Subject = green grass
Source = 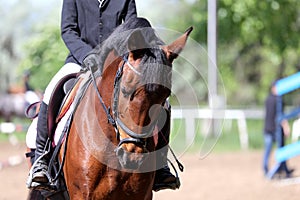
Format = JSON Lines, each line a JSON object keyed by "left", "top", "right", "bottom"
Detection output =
{"left": 0, "top": 117, "right": 30, "bottom": 142}
{"left": 169, "top": 119, "right": 265, "bottom": 154}
{"left": 0, "top": 132, "right": 26, "bottom": 142}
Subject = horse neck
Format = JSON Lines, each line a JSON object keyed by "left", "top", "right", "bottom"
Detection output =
{"left": 99, "top": 51, "right": 122, "bottom": 99}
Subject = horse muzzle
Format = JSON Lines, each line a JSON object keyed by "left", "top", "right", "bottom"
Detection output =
{"left": 115, "top": 143, "right": 149, "bottom": 170}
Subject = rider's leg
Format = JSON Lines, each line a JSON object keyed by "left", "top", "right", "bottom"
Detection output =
{"left": 32, "top": 101, "right": 50, "bottom": 183}
{"left": 153, "top": 103, "right": 180, "bottom": 191}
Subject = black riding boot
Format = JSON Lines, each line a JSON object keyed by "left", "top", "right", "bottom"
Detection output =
{"left": 153, "top": 106, "right": 180, "bottom": 192}
{"left": 32, "top": 102, "right": 51, "bottom": 184}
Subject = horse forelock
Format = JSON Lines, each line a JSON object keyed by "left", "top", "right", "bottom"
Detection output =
{"left": 139, "top": 48, "right": 172, "bottom": 94}
{"left": 96, "top": 17, "right": 171, "bottom": 99}
{"left": 97, "top": 17, "right": 164, "bottom": 74}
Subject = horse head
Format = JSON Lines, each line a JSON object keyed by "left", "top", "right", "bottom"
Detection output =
{"left": 113, "top": 26, "right": 193, "bottom": 170}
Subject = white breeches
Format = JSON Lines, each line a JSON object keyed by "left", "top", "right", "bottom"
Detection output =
{"left": 26, "top": 62, "right": 81, "bottom": 149}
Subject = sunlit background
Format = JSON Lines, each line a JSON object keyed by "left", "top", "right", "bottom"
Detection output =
{"left": 1, "top": 0, "right": 300, "bottom": 199}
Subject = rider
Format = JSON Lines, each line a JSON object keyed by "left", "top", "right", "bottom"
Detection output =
{"left": 28, "top": 0, "right": 179, "bottom": 192}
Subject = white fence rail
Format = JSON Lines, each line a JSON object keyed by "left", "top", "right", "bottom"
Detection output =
{"left": 0, "top": 108, "right": 264, "bottom": 150}
{"left": 171, "top": 108, "right": 264, "bottom": 150}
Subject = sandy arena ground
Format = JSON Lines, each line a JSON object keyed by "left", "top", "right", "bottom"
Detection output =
{"left": 0, "top": 141, "right": 300, "bottom": 200}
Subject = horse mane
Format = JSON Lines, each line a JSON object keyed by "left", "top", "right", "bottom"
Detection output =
{"left": 94, "top": 17, "right": 171, "bottom": 93}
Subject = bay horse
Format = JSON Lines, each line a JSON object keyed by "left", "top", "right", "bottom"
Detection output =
{"left": 59, "top": 18, "right": 192, "bottom": 199}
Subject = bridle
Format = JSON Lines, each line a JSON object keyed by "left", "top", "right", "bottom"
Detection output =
{"left": 112, "top": 56, "right": 159, "bottom": 150}
{"left": 88, "top": 55, "right": 160, "bottom": 152}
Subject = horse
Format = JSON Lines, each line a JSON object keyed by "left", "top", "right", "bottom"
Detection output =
{"left": 54, "top": 18, "right": 192, "bottom": 199}
{"left": 0, "top": 91, "right": 40, "bottom": 122}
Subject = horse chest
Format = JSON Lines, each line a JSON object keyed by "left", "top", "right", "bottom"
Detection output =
{"left": 93, "top": 172, "right": 153, "bottom": 199}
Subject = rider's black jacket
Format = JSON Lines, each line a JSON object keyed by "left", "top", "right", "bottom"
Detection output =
{"left": 61, "top": 0, "right": 137, "bottom": 65}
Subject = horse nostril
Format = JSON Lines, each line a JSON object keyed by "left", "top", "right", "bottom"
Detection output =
{"left": 116, "top": 147, "right": 124, "bottom": 157}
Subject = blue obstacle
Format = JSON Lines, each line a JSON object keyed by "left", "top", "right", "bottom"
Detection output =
{"left": 267, "top": 72, "right": 300, "bottom": 179}
{"left": 275, "top": 141, "right": 300, "bottom": 163}
{"left": 275, "top": 72, "right": 300, "bottom": 96}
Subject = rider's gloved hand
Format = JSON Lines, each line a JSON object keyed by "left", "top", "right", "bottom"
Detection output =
{"left": 83, "top": 53, "right": 99, "bottom": 73}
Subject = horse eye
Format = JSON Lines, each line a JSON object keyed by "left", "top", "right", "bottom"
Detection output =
{"left": 130, "top": 90, "right": 136, "bottom": 101}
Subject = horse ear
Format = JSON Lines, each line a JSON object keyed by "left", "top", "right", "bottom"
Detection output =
{"left": 163, "top": 26, "right": 193, "bottom": 63}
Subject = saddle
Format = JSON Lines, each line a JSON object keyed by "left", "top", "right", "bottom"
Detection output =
{"left": 47, "top": 73, "right": 78, "bottom": 139}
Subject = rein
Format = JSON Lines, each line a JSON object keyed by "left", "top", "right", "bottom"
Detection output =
{"left": 88, "top": 58, "right": 119, "bottom": 132}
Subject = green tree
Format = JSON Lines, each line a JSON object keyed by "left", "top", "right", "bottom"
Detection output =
{"left": 18, "top": 25, "right": 68, "bottom": 91}
{"left": 156, "top": 0, "right": 300, "bottom": 105}
{"left": 0, "top": 0, "right": 62, "bottom": 92}
{"left": 217, "top": 0, "right": 300, "bottom": 105}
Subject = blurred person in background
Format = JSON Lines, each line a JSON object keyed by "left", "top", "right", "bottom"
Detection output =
{"left": 263, "top": 81, "right": 293, "bottom": 178}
